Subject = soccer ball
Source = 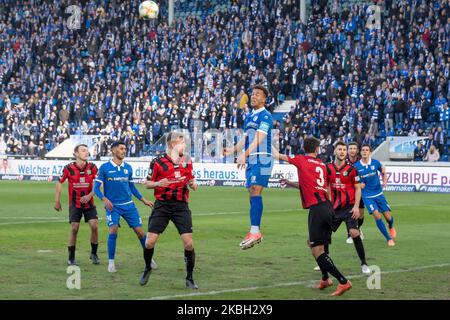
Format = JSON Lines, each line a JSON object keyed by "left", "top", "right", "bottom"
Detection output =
{"left": 139, "top": 1, "right": 159, "bottom": 19}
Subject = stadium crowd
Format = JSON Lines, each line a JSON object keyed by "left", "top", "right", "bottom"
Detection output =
{"left": 0, "top": 0, "right": 449, "bottom": 161}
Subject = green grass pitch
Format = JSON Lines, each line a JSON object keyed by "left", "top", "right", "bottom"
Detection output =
{"left": 0, "top": 181, "right": 449, "bottom": 300}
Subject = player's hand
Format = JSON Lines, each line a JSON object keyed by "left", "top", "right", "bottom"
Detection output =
{"left": 360, "top": 183, "right": 365, "bottom": 189}
{"left": 158, "top": 177, "right": 183, "bottom": 187}
{"left": 188, "top": 179, "right": 198, "bottom": 191}
{"left": 237, "top": 153, "right": 246, "bottom": 170}
{"left": 80, "top": 194, "right": 93, "bottom": 204}
{"left": 103, "top": 197, "right": 113, "bottom": 211}
{"left": 141, "top": 198, "right": 154, "bottom": 208}
{"left": 383, "top": 181, "right": 388, "bottom": 188}
{"left": 351, "top": 205, "right": 361, "bottom": 219}
{"left": 223, "top": 147, "right": 234, "bottom": 156}
{"left": 54, "top": 201, "right": 62, "bottom": 212}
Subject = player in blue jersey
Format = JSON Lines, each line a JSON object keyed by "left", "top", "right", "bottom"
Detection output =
{"left": 354, "top": 144, "right": 397, "bottom": 246}
{"left": 223, "top": 85, "right": 274, "bottom": 249}
{"left": 94, "top": 141, "right": 157, "bottom": 272}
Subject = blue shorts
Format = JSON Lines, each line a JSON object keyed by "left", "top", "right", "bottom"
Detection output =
{"left": 245, "top": 162, "right": 273, "bottom": 189}
{"left": 364, "top": 194, "right": 391, "bottom": 214}
{"left": 105, "top": 203, "right": 142, "bottom": 228}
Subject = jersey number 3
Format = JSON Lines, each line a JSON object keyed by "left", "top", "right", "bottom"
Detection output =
{"left": 316, "top": 167, "right": 325, "bottom": 187}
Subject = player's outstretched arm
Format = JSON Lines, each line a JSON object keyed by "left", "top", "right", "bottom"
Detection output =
{"left": 54, "top": 182, "right": 63, "bottom": 212}
{"left": 223, "top": 134, "right": 246, "bottom": 156}
{"left": 279, "top": 178, "right": 298, "bottom": 189}
{"left": 271, "top": 146, "right": 288, "bottom": 162}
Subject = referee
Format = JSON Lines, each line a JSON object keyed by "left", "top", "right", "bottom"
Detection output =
{"left": 140, "top": 132, "right": 199, "bottom": 289}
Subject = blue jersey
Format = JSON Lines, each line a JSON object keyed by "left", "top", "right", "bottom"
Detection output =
{"left": 94, "top": 160, "right": 142, "bottom": 205}
{"left": 354, "top": 158, "right": 383, "bottom": 198}
{"left": 244, "top": 107, "right": 273, "bottom": 166}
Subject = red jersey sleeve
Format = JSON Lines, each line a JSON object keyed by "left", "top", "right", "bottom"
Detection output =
{"left": 287, "top": 155, "right": 303, "bottom": 167}
{"left": 59, "top": 165, "right": 69, "bottom": 183}
{"left": 350, "top": 167, "right": 359, "bottom": 184}
{"left": 90, "top": 164, "right": 98, "bottom": 178}
{"left": 147, "top": 158, "right": 160, "bottom": 182}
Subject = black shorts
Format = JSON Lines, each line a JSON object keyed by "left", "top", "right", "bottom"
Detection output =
{"left": 69, "top": 206, "right": 98, "bottom": 223}
{"left": 332, "top": 205, "right": 359, "bottom": 232}
{"left": 308, "top": 201, "right": 334, "bottom": 248}
{"left": 148, "top": 200, "right": 193, "bottom": 235}
{"left": 359, "top": 199, "right": 365, "bottom": 209}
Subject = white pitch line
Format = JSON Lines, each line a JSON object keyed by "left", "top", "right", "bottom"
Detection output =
{"left": 0, "top": 220, "right": 67, "bottom": 226}
{"left": 0, "top": 203, "right": 448, "bottom": 225}
{"left": 143, "top": 263, "right": 450, "bottom": 300}
{"left": 0, "top": 217, "right": 66, "bottom": 220}
{"left": 194, "top": 209, "right": 295, "bottom": 216}
{"left": 0, "top": 217, "right": 105, "bottom": 226}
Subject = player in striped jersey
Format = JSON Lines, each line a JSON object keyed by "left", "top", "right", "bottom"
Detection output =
{"left": 54, "top": 144, "right": 99, "bottom": 266}
{"left": 140, "top": 132, "right": 199, "bottom": 289}
{"left": 326, "top": 142, "right": 369, "bottom": 274}
{"left": 345, "top": 142, "right": 365, "bottom": 244}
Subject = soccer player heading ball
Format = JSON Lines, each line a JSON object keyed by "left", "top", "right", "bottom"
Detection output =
{"left": 223, "top": 85, "right": 274, "bottom": 250}
{"left": 141, "top": 132, "right": 199, "bottom": 289}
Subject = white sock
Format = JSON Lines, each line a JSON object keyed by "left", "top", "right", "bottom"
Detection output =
{"left": 250, "top": 226, "right": 260, "bottom": 234}
{"left": 108, "top": 259, "right": 115, "bottom": 264}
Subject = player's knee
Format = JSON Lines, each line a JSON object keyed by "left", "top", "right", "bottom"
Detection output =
{"left": 349, "top": 229, "right": 360, "bottom": 238}
{"left": 71, "top": 225, "right": 80, "bottom": 234}
{"left": 90, "top": 222, "right": 98, "bottom": 232}
{"left": 249, "top": 185, "right": 262, "bottom": 196}
{"left": 311, "top": 246, "right": 324, "bottom": 258}
{"left": 184, "top": 238, "right": 194, "bottom": 250}
{"left": 145, "top": 238, "right": 156, "bottom": 249}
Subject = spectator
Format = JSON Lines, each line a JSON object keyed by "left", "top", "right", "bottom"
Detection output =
{"left": 433, "top": 126, "right": 446, "bottom": 155}
{"left": 425, "top": 145, "right": 440, "bottom": 162}
{"left": 413, "top": 142, "right": 426, "bottom": 161}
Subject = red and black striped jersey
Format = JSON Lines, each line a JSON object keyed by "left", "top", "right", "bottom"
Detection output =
{"left": 287, "top": 155, "right": 329, "bottom": 209}
{"left": 59, "top": 162, "right": 98, "bottom": 209}
{"left": 346, "top": 156, "right": 361, "bottom": 166}
{"left": 326, "top": 162, "right": 358, "bottom": 210}
{"left": 147, "top": 153, "right": 195, "bottom": 203}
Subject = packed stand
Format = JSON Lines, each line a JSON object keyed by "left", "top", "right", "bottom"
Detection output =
{"left": 0, "top": 0, "right": 449, "bottom": 162}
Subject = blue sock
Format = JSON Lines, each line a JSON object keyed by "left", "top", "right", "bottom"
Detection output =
{"left": 108, "top": 233, "right": 118, "bottom": 260}
{"left": 139, "top": 235, "right": 147, "bottom": 249}
{"left": 375, "top": 218, "right": 391, "bottom": 240}
{"left": 250, "top": 196, "right": 263, "bottom": 228}
{"left": 386, "top": 216, "right": 394, "bottom": 229}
